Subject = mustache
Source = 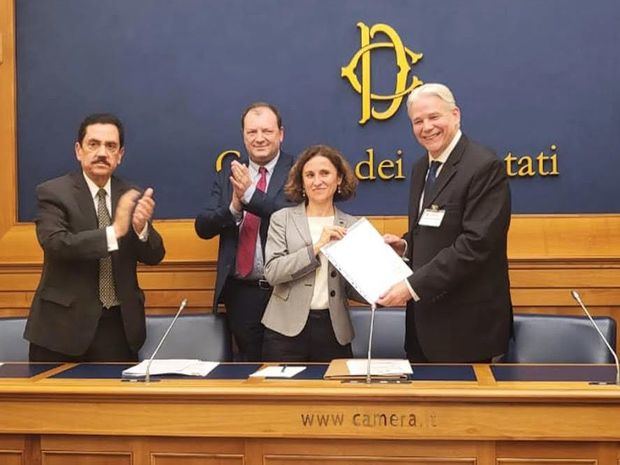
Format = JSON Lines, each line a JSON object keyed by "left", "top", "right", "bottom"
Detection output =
{"left": 92, "top": 157, "right": 111, "bottom": 166}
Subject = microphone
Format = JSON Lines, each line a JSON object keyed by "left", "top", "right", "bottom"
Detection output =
{"left": 571, "top": 290, "right": 619, "bottom": 385}
{"left": 145, "top": 298, "right": 188, "bottom": 383}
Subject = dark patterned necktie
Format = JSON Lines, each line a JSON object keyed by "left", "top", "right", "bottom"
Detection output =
{"left": 422, "top": 160, "right": 442, "bottom": 204}
{"left": 236, "top": 167, "right": 267, "bottom": 277}
{"left": 97, "top": 189, "right": 119, "bottom": 308}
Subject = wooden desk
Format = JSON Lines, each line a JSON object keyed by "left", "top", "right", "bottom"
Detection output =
{"left": 0, "top": 363, "right": 619, "bottom": 465}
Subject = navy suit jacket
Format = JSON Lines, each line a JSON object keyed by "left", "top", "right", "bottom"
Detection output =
{"left": 24, "top": 171, "right": 165, "bottom": 355}
{"left": 194, "top": 152, "right": 295, "bottom": 311}
{"left": 405, "top": 135, "right": 513, "bottom": 362}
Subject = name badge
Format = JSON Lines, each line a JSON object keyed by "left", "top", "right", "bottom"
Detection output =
{"left": 418, "top": 206, "right": 445, "bottom": 227}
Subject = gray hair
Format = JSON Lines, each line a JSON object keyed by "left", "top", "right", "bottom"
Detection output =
{"left": 406, "top": 83, "right": 457, "bottom": 110}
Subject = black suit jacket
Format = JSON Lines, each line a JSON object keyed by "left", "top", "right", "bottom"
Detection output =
{"left": 194, "top": 152, "right": 295, "bottom": 310}
{"left": 405, "top": 134, "right": 513, "bottom": 362}
{"left": 24, "top": 171, "right": 165, "bottom": 355}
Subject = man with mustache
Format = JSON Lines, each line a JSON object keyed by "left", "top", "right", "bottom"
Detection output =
{"left": 24, "top": 113, "right": 165, "bottom": 362}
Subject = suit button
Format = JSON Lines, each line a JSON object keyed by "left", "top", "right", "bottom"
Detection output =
{"left": 330, "top": 271, "right": 337, "bottom": 278}
{"left": 330, "top": 290, "right": 336, "bottom": 297}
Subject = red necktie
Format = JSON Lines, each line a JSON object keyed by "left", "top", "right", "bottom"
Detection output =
{"left": 236, "top": 167, "right": 267, "bottom": 277}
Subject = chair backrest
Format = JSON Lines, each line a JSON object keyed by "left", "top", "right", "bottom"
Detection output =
{"left": 0, "top": 318, "right": 30, "bottom": 361}
{"left": 503, "top": 313, "right": 617, "bottom": 363}
{"left": 350, "top": 307, "right": 406, "bottom": 359}
{"left": 139, "top": 313, "right": 232, "bottom": 362}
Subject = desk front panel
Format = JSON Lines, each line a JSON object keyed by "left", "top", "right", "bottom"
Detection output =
{"left": 1, "top": 363, "right": 619, "bottom": 465}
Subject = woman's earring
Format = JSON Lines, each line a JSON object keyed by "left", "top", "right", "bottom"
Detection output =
{"left": 302, "top": 189, "right": 306, "bottom": 198}
{"left": 337, "top": 185, "right": 342, "bottom": 194}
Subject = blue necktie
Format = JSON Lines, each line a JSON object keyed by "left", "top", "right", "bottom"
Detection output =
{"left": 422, "top": 161, "right": 442, "bottom": 205}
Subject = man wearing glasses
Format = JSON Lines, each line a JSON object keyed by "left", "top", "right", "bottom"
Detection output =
{"left": 24, "top": 113, "right": 165, "bottom": 362}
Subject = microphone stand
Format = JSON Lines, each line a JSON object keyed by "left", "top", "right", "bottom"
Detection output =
{"left": 366, "top": 303, "right": 377, "bottom": 384}
{"left": 571, "top": 290, "right": 619, "bottom": 385}
{"left": 145, "top": 298, "right": 188, "bottom": 383}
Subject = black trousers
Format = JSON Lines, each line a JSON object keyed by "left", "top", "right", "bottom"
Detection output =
{"left": 262, "top": 309, "right": 353, "bottom": 363}
{"left": 405, "top": 306, "right": 494, "bottom": 363}
{"left": 29, "top": 306, "right": 137, "bottom": 362}
{"left": 222, "top": 277, "right": 272, "bottom": 362}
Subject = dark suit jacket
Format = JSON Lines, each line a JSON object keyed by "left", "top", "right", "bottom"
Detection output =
{"left": 405, "top": 134, "right": 512, "bottom": 362}
{"left": 194, "top": 152, "right": 295, "bottom": 310}
{"left": 24, "top": 171, "right": 165, "bottom": 356}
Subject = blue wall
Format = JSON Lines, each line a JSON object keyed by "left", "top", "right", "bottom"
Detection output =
{"left": 16, "top": 0, "right": 620, "bottom": 219}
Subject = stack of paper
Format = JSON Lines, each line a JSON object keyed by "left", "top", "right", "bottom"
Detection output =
{"left": 346, "top": 359, "right": 412, "bottom": 376}
{"left": 324, "top": 358, "right": 412, "bottom": 380}
{"left": 250, "top": 365, "right": 306, "bottom": 378}
{"left": 321, "top": 217, "right": 412, "bottom": 304}
{"left": 122, "top": 359, "right": 219, "bottom": 377}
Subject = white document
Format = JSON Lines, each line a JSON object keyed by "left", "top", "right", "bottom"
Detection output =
{"left": 321, "top": 217, "right": 412, "bottom": 304}
{"left": 122, "top": 359, "right": 219, "bottom": 377}
{"left": 346, "top": 359, "right": 413, "bottom": 376}
{"left": 250, "top": 365, "right": 306, "bottom": 378}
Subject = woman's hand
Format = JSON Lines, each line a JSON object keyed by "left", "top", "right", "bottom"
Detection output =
{"left": 313, "top": 225, "right": 347, "bottom": 255}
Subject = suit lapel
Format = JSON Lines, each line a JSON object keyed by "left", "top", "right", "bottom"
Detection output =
{"left": 333, "top": 207, "right": 348, "bottom": 228}
{"left": 409, "top": 160, "right": 427, "bottom": 225}
{"left": 266, "top": 153, "right": 289, "bottom": 199}
{"left": 71, "top": 171, "right": 98, "bottom": 230}
{"left": 290, "top": 203, "right": 312, "bottom": 246}
{"left": 422, "top": 135, "right": 467, "bottom": 209}
{"left": 110, "top": 176, "right": 127, "bottom": 221}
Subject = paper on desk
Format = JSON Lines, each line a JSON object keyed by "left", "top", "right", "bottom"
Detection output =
{"left": 122, "top": 359, "right": 219, "bottom": 377}
{"left": 321, "top": 217, "right": 412, "bottom": 304}
{"left": 250, "top": 365, "right": 306, "bottom": 378}
{"left": 346, "top": 359, "right": 413, "bottom": 376}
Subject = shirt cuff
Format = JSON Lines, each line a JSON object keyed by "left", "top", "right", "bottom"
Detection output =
{"left": 242, "top": 185, "right": 256, "bottom": 204}
{"left": 404, "top": 279, "right": 420, "bottom": 302}
{"left": 229, "top": 203, "right": 243, "bottom": 225}
{"left": 402, "top": 240, "right": 409, "bottom": 262}
{"left": 105, "top": 226, "right": 119, "bottom": 252}
{"left": 135, "top": 223, "right": 149, "bottom": 242}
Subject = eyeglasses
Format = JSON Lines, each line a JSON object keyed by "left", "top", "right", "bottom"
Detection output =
{"left": 83, "top": 139, "right": 120, "bottom": 155}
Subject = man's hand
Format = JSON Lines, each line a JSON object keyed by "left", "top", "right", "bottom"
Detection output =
{"left": 113, "top": 189, "right": 140, "bottom": 238}
{"left": 313, "top": 225, "right": 347, "bottom": 256}
{"left": 383, "top": 233, "right": 407, "bottom": 257}
{"left": 230, "top": 160, "right": 252, "bottom": 199}
{"left": 132, "top": 188, "right": 155, "bottom": 233}
{"left": 377, "top": 280, "right": 412, "bottom": 307}
{"left": 229, "top": 160, "right": 252, "bottom": 212}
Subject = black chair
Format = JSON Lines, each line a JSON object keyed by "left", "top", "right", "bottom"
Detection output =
{"left": 0, "top": 317, "right": 29, "bottom": 361}
{"left": 350, "top": 307, "right": 406, "bottom": 359}
{"left": 139, "top": 313, "right": 232, "bottom": 362}
{"left": 502, "top": 313, "right": 617, "bottom": 363}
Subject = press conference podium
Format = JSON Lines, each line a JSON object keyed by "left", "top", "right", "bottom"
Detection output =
{"left": 1, "top": 362, "right": 620, "bottom": 465}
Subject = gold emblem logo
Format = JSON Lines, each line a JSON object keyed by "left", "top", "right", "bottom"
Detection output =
{"left": 342, "top": 22, "right": 424, "bottom": 125}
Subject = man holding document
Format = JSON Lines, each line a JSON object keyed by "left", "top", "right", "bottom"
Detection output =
{"left": 378, "top": 83, "right": 513, "bottom": 363}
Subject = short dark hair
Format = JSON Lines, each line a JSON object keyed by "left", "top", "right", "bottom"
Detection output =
{"left": 77, "top": 113, "right": 124, "bottom": 147}
{"left": 285, "top": 144, "right": 358, "bottom": 203}
{"left": 241, "top": 102, "right": 283, "bottom": 130}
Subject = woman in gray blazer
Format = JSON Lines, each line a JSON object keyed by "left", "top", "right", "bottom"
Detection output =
{"left": 262, "top": 145, "right": 363, "bottom": 362}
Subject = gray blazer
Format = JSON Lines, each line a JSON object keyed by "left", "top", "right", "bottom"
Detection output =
{"left": 262, "top": 203, "right": 359, "bottom": 345}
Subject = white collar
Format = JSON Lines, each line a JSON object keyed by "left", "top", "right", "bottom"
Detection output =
{"left": 249, "top": 151, "right": 280, "bottom": 174}
{"left": 82, "top": 172, "right": 111, "bottom": 200}
{"left": 428, "top": 129, "right": 462, "bottom": 165}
